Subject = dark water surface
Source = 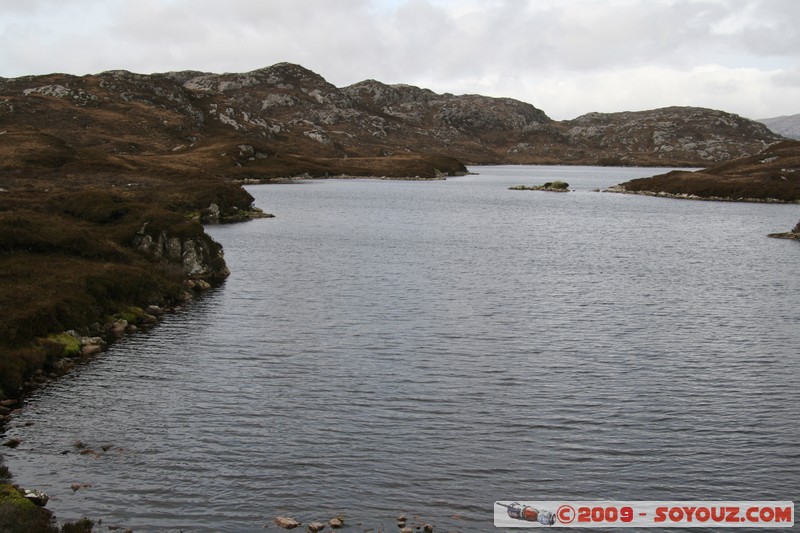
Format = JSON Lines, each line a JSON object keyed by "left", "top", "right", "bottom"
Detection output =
{"left": 3, "top": 166, "right": 799, "bottom": 532}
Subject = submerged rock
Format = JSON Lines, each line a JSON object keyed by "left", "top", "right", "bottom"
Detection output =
{"left": 274, "top": 516, "right": 301, "bottom": 529}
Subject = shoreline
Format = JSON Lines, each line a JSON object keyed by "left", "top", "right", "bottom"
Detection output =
{"left": 0, "top": 276, "right": 224, "bottom": 529}
{"left": 234, "top": 170, "right": 472, "bottom": 185}
{"left": 601, "top": 185, "right": 800, "bottom": 204}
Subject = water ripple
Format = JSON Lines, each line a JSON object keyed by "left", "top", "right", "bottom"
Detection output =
{"left": 4, "top": 167, "right": 799, "bottom": 532}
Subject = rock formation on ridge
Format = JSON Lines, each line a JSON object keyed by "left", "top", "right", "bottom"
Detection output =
{"left": 0, "top": 62, "right": 784, "bottom": 173}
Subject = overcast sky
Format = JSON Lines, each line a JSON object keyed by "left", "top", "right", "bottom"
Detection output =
{"left": 1, "top": 0, "right": 798, "bottom": 120}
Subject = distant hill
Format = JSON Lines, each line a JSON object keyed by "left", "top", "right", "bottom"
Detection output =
{"left": 0, "top": 62, "right": 784, "bottom": 173}
{"left": 612, "top": 140, "right": 800, "bottom": 203}
{"left": 758, "top": 113, "right": 800, "bottom": 140}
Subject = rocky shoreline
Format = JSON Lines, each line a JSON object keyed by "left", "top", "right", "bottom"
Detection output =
{"left": 601, "top": 184, "right": 800, "bottom": 203}
{"left": 0, "top": 177, "right": 268, "bottom": 530}
{"left": 608, "top": 140, "right": 800, "bottom": 203}
{"left": 0, "top": 256, "right": 230, "bottom": 531}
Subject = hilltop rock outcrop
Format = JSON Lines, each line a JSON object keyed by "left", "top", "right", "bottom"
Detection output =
{"left": 0, "top": 62, "right": 784, "bottom": 172}
{"left": 560, "top": 107, "right": 779, "bottom": 166}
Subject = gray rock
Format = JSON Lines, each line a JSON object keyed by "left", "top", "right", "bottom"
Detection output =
{"left": 23, "top": 489, "right": 49, "bottom": 507}
{"left": 182, "top": 240, "right": 206, "bottom": 277}
{"left": 80, "top": 336, "right": 105, "bottom": 348}
{"left": 166, "top": 236, "right": 182, "bottom": 262}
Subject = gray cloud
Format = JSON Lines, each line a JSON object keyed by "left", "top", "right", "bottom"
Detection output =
{"left": 0, "top": 0, "right": 798, "bottom": 119}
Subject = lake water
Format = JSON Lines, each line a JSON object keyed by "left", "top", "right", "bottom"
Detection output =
{"left": 3, "top": 166, "right": 799, "bottom": 532}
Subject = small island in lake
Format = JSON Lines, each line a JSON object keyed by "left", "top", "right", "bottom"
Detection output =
{"left": 768, "top": 219, "right": 800, "bottom": 241}
{"left": 510, "top": 180, "right": 570, "bottom": 192}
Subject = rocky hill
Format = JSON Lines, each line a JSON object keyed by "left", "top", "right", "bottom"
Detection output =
{"left": 557, "top": 107, "right": 780, "bottom": 166}
{"left": 0, "top": 62, "right": 784, "bottom": 173}
{"left": 611, "top": 140, "right": 800, "bottom": 202}
{"left": 758, "top": 113, "right": 800, "bottom": 140}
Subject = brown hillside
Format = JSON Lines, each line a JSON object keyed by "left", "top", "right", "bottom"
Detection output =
{"left": 615, "top": 140, "right": 800, "bottom": 202}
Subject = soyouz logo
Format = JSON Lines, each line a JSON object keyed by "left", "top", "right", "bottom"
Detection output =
{"left": 494, "top": 501, "right": 794, "bottom": 528}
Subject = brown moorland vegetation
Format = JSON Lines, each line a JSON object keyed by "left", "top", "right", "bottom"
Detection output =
{"left": 614, "top": 140, "right": 800, "bottom": 202}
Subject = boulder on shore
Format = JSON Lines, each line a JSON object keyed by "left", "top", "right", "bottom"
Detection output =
{"left": 23, "top": 488, "right": 49, "bottom": 507}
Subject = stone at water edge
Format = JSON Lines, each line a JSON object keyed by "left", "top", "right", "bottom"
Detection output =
{"left": 110, "top": 319, "right": 128, "bottom": 336}
{"left": 81, "top": 344, "right": 103, "bottom": 356}
{"left": 80, "top": 336, "right": 105, "bottom": 346}
{"left": 329, "top": 516, "right": 344, "bottom": 528}
{"left": 23, "top": 488, "right": 49, "bottom": 507}
{"left": 193, "top": 279, "right": 212, "bottom": 291}
{"left": 307, "top": 522, "right": 326, "bottom": 532}
{"left": 274, "top": 516, "right": 301, "bottom": 529}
